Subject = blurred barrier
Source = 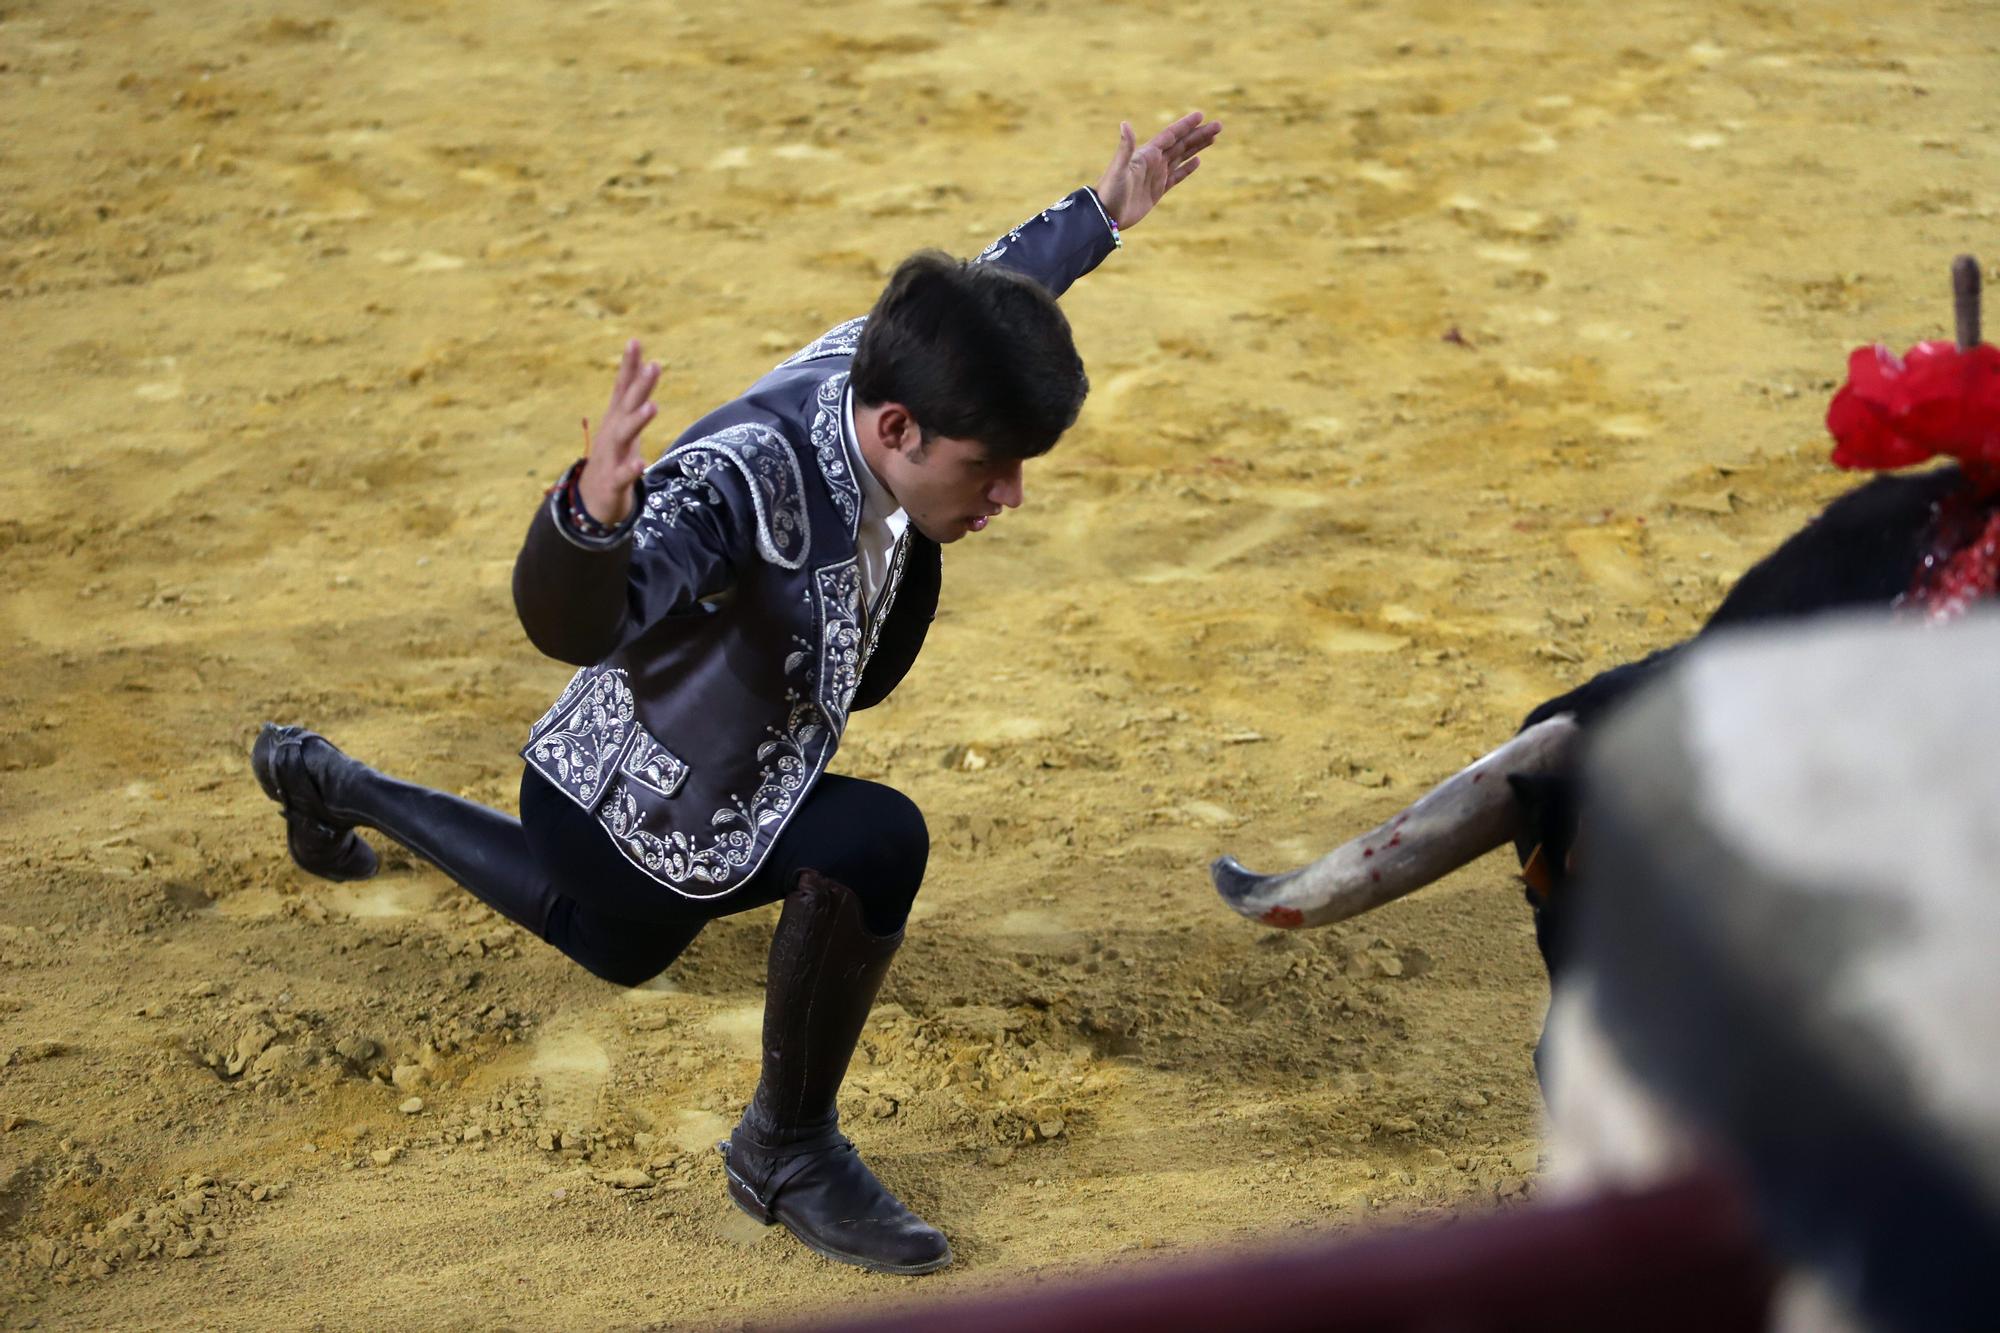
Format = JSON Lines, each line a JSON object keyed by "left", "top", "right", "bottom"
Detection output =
{"left": 784, "top": 1168, "right": 1772, "bottom": 1333}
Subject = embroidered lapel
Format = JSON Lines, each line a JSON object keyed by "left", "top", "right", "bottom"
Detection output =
{"left": 861, "top": 529, "right": 912, "bottom": 670}
{"left": 807, "top": 371, "right": 861, "bottom": 541}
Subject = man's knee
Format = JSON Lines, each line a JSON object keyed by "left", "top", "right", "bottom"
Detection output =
{"left": 584, "top": 953, "right": 669, "bottom": 989}
{"left": 833, "top": 785, "right": 927, "bottom": 934}
{"left": 581, "top": 927, "right": 701, "bottom": 987}
{"left": 550, "top": 902, "right": 701, "bottom": 987}
{"left": 842, "top": 786, "right": 926, "bottom": 904}
{"left": 876, "top": 787, "right": 929, "bottom": 871}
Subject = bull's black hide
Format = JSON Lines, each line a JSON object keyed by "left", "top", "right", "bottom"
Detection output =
{"left": 1510, "top": 463, "right": 1970, "bottom": 975}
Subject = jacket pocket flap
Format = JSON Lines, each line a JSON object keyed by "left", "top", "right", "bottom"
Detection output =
{"left": 620, "top": 728, "right": 689, "bottom": 798}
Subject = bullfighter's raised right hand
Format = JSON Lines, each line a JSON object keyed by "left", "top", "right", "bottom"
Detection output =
{"left": 579, "top": 338, "right": 662, "bottom": 526}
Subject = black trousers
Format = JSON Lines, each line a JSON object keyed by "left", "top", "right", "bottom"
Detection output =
{"left": 516, "top": 767, "right": 928, "bottom": 986}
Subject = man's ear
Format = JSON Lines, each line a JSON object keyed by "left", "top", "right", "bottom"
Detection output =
{"left": 874, "top": 403, "right": 924, "bottom": 457}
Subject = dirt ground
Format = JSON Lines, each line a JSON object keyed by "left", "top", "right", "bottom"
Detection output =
{"left": 1, "top": 0, "right": 1992, "bottom": 1327}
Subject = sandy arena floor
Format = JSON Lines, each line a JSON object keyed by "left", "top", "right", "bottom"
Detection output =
{"left": 2, "top": 0, "right": 1993, "bottom": 1327}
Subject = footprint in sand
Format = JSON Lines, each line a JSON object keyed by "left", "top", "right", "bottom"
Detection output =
{"left": 1317, "top": 624, "right": 1412, "bottom": 655}
{"left": 700, "top": 1003, "right": 764, "bottom": 1056}
{"left": 1578, "top": 322, "right": 1637, "bottom": 345}
{"left": 325, "top": 882, "right": 437, "bottom": 917}
{"left": 211, "top": 880, "right": 436, "bottom": 919}
{"left": 1564, "top": 526, "right": 1653, "bottom": 599}
{"left": 525, "top": 1023, "right": 612, "bottom": 1124}
{"left": 1351, "top": 161, "right": 1412, "bottom": 191}
{"left": 1597, "top": 413, "right": 1656, "bottom": 439}
{"left": 1090, "top": 364, "right": 1173, "bottom": 422}
{"left": 236, "top": 265, "right": 287, "bottom": 292}
{"left": 1275, "top": 835, "right": 1330, "bottom": 866}
{"left": 671, "top": 1108, "right": 735, "bottom": 1155}
{"left": 135, "top": 354, "right": 183, "bottom": 402}
{"left": 991, "top": 908, "right": 1085, "bottom": 949}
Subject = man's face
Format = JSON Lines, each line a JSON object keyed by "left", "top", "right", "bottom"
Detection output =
{"left": 878, "top": 431, "right": 1026, "bottom": 544}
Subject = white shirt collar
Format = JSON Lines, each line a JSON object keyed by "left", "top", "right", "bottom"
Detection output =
{"left": 843, "top": 384, "right": 908, "bottom": 541}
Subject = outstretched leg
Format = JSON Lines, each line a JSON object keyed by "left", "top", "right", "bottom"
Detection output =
{"left": 252, "top": 724, "right": 699, "bottom": 986}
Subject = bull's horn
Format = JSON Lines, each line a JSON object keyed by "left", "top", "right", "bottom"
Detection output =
{"left": 1212, "top": 713, "right": 1581, "bottom": 929}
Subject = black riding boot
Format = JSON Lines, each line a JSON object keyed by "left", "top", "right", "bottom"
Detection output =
{"left": 251, "top": 723, "right": 558, "bottom": 936}
{"left": 720, "top": 870, "right": 951, "bottom": 1275}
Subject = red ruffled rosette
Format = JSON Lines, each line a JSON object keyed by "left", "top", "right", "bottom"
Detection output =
{"left": 1827, "top": 339, "right": 2000, "bottom": 492}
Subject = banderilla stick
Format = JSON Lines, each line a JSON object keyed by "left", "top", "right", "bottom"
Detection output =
{"left": 1954, "top": 254, "right": 1982, "bottom": 352}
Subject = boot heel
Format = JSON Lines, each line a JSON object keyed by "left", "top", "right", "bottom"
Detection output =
{"left": 725, "top": 1177, "right": 777, "bottom": 1226}
{"left": 720, "top": 1145, "right": 777, "bottom": 1226}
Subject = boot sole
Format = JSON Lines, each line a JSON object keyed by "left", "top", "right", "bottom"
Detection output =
{"left": 722, "top": 1159, "right": 952, "bottom": 1276}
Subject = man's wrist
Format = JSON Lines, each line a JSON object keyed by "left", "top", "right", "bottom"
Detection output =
{"left": 547, "top": 460, "right": 642, "bottom": 549}
{"left": 577, "top": 473, "right": 635, "bottom": 528}
{"left": 1082, "top": 186, "right": 1122, "bottom": 249}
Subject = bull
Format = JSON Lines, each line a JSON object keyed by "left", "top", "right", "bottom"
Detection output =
{"left": 1213, "top": 257, "right": 1996, "bottom": 972}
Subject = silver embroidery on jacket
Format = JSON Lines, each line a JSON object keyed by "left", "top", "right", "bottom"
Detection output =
{"left": 524, "top": 669, "right": 638, "bottom": 809}
{"left": 813, "top": 560, "right": 864, "bottom": 733}
{"left": 621, "top": 729, "right": 690, "bottom": 798}
{"left": 633, "top": 451, "right": 727, "bottom": 546}
{"left": 975, "top": 192, "right": 1078, "bottom": 265}
{"left": 807, "top": 372, "right": 860, "bottom": 535}
{"left": 530, "top": 668, "right": 591, "bottom": 736}
{"left": 598, "top": 690, "right": 827, "bottom": 894}
{"left": 860, "top": 531, "right": 912, "bottom": 669}
{"left": 523, "top": 405, "right": 908, "bottom": 897}
{"left": 639, "top": 426, "right": 809, "bottom": 570}
{"left": 778, "top": 316, "right": 867, "bottom": 368}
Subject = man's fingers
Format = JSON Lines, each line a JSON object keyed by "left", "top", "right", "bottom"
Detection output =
{"left": 615, "top": 401, "right": 660, "bottom": 448}
{"left": 1156, "top": 115, "right": 1220, "bottom": 171}
{"left": 621, "top": 360, "right": 657, "bottom": 413}
{"left": 621, "top": 360, "right": 661, "bottom": 414}
{"left": 1105, "top": 120, "right": 1135, "bottom": 178}
{"left": 1147, "top": 110, "right": 1206, "bottom": 154}
{"left": 1173, "top": 121, "right": 1222, "bottom": 164}
{"left": 1167, "top": 155, "right": 1202, "bottom": 189}
{"left": 594, "top": 400, "right": 658, "bottom": 462}
{"left": 1147, "top": 110, "right": 1203, "bottom": 148}
{"left": 611, "top": 338, "right": 639, "bottom": 403}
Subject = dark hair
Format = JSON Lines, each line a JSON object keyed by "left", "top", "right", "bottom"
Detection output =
{"left": 849, "top": 250, "right": 1088, "bottom": 460}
